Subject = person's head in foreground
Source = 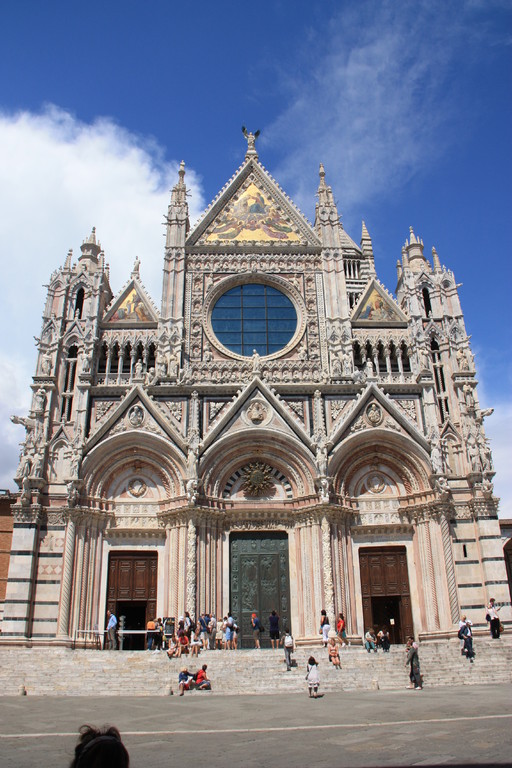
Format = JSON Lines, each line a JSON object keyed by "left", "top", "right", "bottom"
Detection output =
{"left": 70, "top": 725, "right": 129, "bottom": 768}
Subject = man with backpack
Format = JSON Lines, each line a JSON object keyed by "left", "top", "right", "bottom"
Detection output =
{"left": 280, "top": 627, "right": 294, "bottom": 671}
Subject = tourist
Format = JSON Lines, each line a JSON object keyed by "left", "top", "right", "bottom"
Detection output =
{"left": 327, "top": 636, "right": 341, "bottom": 669}
{"left": 232, "top": 620, "right": 239, "bottom": 650}
{"left": 166, "top": 634, "right": 179, "bottom": 659}
{"left": 177, "top": 632, "right": 189, "bottom": 657}
{"left": 184, "top": 611, "right": 193, "bottom": 637}
{"left": 280, "top": 626, "right": 294, "bottom": 671}
{"left": 106, "top": 610, "right": 118, "bottom": 651}
{"left": 319, "top": 609, "right": 330, "bottom": 647}
{"left": 306, "top": 656, "right": 320, "bottom": 698}
{"left": 195, "top": 664, "right": 212, "bottom": 690}
{"left": 215, "top": 617, "right": 224, "bottom": 649}
{"left": 405, "top": 637, "right": 422, "bottom": 689}
{"left": 146, "top": 617, "right": 156, "bottom": 651}
{"left": 458, "top": 615, "right": 472, "bottom": 655}
{"left": 225, "top": 613, "right": 235, "bottom": 649}
{"left": 199, "top": 613, "right": 209, "bottom": 651}
{"left": 378, "top": 627, "right": 391, "bottom": 652}
{"left": 178, "top": 667, "right": 194, "bottom": 696}
{"left": 190, "top": 626, "right": 202, "bottom": 657}
{"left": 336, "top": 612, "right": 348, "bottom": 647}
{"left": 486, "top": 598, "right": 501, "bottom": 639}
{"left": 154, "top": 618, "right": 163, "bottom": 651}
{"left": 69, "top": 724, "right": 129, "bottom": 767}
{"left": 364, "top": 629, "right": 377, "bottom": 653}
{"left": 208, "top": 614, "right": 217, "bottom": 649}
{"left": 251, "top": 612, "right": 262, "bottom": 649}
{"left": 458, "top": 618, "right": 475, "bottom": 662}
{"left": 269, "top": 610, "right": 280, "bottom": 649}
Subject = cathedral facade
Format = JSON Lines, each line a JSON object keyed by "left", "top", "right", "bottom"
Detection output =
{"left": 2, "top": 135, "right": 509, "bottom": 647}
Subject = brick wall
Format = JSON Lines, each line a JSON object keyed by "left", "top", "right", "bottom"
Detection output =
{"left": 0, "top": 492, "right": 13, "bottom": 608}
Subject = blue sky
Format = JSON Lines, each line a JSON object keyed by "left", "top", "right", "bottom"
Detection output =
{"left": 0, "top": 0, "right": 510, "bottom": 512}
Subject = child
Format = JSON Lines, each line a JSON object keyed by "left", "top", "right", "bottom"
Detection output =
{"left": 306, "top": 656, "right": 320, "bottom": 698}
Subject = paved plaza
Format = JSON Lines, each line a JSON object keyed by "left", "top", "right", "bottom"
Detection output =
{"left": 0, "top": 683, "right": 510, "bottom": 767}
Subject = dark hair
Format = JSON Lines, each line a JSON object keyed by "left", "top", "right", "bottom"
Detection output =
{"left": 284, "top": 627, "right": 290, "bottom": 633}
{"left": 71, "top": 725, "right": 129, "bottom": 768}
{"left": 308, "top": 656, "right": 318, "bottom": 666}
{"left": 202, "top": 664, "right": 207, "bottom": 671}
{"left": 321, "top": 609, "right": 326, "bottom": 616}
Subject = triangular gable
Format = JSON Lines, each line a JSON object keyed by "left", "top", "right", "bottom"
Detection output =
{"left": 188, "top": 160, "right": 321, "bottom": 248}
{"left": 329, "top": 383, "right": 430, "bottom": 451}
{"left": 352, "top": 279, "right": 408, "bottom": 326}
{"left": 201, "top": 376, "right": 314, "bottom": 453}
{"left": 84, "top": 386, "right": 186, "bottom": 455}
{"left": 103, "top": 279, "right": 158, "bottom": 326}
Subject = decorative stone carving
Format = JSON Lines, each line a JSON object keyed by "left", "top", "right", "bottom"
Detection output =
{"left": 128, "top": 405, "right": 145, "bottom": 427}
{"left": 365, "top": 403, "right": 383, "bottom": 426}
{"left": 242, "top": 463, "right": 275, "bottom": 496}
{"left": 246, "top": 400, "right": 268, "bottom": 424}
{"left": 128, "top": 478, "right": 147, "bottom": 498}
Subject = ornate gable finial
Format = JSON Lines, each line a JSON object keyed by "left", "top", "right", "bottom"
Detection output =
{"left": 242, "top": 126, "right": 260, "bottom": 160}
{"left": 319, "top": 162, "right": 326, "bottom": 188}
{"left": 131, "top": 257, "right": 140, "bottom": 278}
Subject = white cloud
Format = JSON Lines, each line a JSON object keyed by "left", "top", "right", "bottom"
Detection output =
{"left": 484, "top": 401, "right": 512, "bottom": 520}
{"left": 0, "top": 106, "right": 205, "bottom": 489}
{"left": 264, "top": 2, "right": 497, "bottom": 218}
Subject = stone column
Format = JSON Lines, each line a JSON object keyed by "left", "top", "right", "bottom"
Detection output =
{"left": 414, "top": 511, "right": 440, "bottom": 632}
{"left": 186, "top": 518, "right": 196, "bottom": 616}
{"left": 321, "top": 515, "right": 335, "bottom": 620}
{"left": 56, "top": 512, "right": 77, "bottom": 639}
{"left": 439, "top": 512, "right": 459, "bottom": 624}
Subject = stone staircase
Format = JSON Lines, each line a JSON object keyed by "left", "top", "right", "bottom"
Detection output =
{"left": 0, "top": 638, "right": 510, "bottom": 696}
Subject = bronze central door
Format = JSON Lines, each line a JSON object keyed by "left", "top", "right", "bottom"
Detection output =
{"left": 230, "top": 532, "right": 290, "bottom": 648}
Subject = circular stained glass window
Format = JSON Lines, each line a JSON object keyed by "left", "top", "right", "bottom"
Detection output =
{"left": 211, "top": 284, "right": 297, "bottom": 357}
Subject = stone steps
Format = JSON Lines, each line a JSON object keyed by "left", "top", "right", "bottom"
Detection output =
{"left": 0, "top": 638, "right": 510, "bottom": 696}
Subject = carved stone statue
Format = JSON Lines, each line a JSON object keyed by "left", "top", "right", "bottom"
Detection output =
{"left": 434, "top": 476, "right": 450, "bottom": 499}
{"left": 457, "top": 348, "right": 469, "bottom": 372}
{"left": 41, "top": 353, "right": 52, "bottom": 376}
{"left": 81, "top": 355, "right": 91, "bottom": 374}
{"left": 134, "top": 359, "right": 143, "bottom": 378}
{"left": 318, "top": 477, "right": 330, "bottom": 504}
{"left": 429, "top": 432, "right": 444, "bottom": 474}
{"left": 315, "top": 436, "right": 328, "bottom": 475}
{"left": 186, "top": 478, "right": 198, "bottom": 505}
{"left": 34, "top": 388, "right": 47, "bottom": 414}
{"left": 251, "top": 349, "right": 261, "bottom": 375}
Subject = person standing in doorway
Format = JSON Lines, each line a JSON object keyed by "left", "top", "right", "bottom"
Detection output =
{"left": 106, "top": 610, "right": 118, "bottom": 651}
{"left": 269, "top": 610, "right": 280, "bottom": 649}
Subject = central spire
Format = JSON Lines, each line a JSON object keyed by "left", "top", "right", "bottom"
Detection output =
{"left": 242, "top": 125, "right": 260, "bottom": 160}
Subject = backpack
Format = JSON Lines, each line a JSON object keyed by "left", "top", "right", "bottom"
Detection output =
{"left": 284, "top": 634, "right": 294, "bottom": 648}
{"left": 458, "top": 625, "right": 468, "bottom": 639}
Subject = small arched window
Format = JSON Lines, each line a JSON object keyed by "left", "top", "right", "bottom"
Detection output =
{"left": 74, "top": 288, "right": 85, "bottom": 319}
{"left": 422, "top": 288, "right": 432, "bottom": 317}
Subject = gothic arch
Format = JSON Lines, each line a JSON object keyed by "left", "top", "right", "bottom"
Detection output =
{"left": 82, "top": 432, "right": 186, "bottom": 502}
{"left": 200, "top": 430, "right": 316, "bottom": 499}
{"left": 330, "top": 431, "right": 431, "bottom": 498}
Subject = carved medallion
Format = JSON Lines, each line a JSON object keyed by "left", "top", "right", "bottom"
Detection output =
{"left": 366, "top": 473, "right": 386, "bottom": 494}
{"left": 128, "top": 405, "right": 145, "bottom": 427}
{"left": 128, "top": 478, "right": 147, "bottom": 498}
{"left": 246, "top": 401, "right": 268, "bottom": 425}
{"left": 365, "top": 403, "right": 383, "bottom": 426}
